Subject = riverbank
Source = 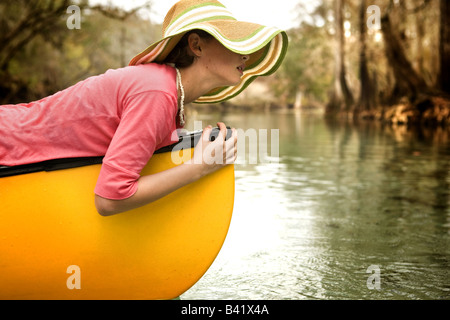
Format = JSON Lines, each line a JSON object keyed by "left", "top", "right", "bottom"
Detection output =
{"left": 337, "top": 96, "right": 450, "bottom": 127}
{"left": 188, "top": 93, "right": 450, "bottom": 129}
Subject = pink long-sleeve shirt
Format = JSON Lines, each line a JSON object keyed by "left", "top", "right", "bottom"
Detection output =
{"left": 0, "top": 63, "right": 180, "bottom": 200}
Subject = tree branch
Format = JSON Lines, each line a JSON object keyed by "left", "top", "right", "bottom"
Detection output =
{"left": 0, "top": 1, "right": 152, "bottom": 72}
{"left": 405, "top": 0, "right": 431, "bottom": 14}
{"left": 89, "top": 1, "right": 152, "bottom": 21}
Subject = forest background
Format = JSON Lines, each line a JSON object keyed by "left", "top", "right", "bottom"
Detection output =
{"left": 0, "top": 0, "right": 449, "bottom": 126}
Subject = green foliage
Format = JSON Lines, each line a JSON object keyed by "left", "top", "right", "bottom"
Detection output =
{"left": 0, "top": 0, "right": 157, "bottom": 103}
{"left": 275, "top": 22, "right": 334, "bottom": 105}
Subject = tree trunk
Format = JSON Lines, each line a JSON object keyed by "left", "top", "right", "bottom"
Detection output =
{"left": 416, "top": 9, "right": 426, "bottom": 80}
{"left": 438, "top": 0, "right": 450, "bottom": 94}
{"left": 326, "top": 0, "right": 354, "bottom": 115}
{"left": 381, "top": 11, "right": 429, "bottom": 102}
{"left": 357, "top": 0, "right": 376, "bottom": 114}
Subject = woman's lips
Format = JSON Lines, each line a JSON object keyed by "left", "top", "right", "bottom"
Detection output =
{"left": 237, "top": 64, "right": 245, "bottom": 75}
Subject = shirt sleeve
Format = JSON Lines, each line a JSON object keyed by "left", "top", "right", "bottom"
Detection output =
{"left": 94, "top": 90, "right": 177, "bottom": 200}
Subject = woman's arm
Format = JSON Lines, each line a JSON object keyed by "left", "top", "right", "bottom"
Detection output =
{"left": 95, "top": 123, "right": 237, "bottom": 216}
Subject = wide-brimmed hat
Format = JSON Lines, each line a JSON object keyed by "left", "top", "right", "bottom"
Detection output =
{"left": 129, "top": 0, "right": 288, "bottom": 104}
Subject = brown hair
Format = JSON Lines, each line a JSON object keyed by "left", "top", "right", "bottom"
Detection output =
{"left": 162, "top": 30, "right": 213, "bottom": 68}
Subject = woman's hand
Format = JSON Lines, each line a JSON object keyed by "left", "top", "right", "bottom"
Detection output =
{"left": 190, "top": 122, "right": 237, "bottom": 176}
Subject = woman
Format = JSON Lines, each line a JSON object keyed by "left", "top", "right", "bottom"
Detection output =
{"left": 0, "top": 0, "right": 288, "bottom": 216}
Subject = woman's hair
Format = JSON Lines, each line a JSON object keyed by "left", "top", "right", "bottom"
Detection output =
{"left": 163, "top": 30, "right": 213, "bottom": 68}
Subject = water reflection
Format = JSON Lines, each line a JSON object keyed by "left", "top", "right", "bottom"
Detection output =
{"left": 181, "top": 109, "right": 450, "bottom": 300}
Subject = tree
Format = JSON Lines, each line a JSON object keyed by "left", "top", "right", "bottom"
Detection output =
{"left": 0, "top": 0, "right": 72, "bottom": 102}
{"left": 275, "top": 22, "right": 334, "bottom": 108}
{"left": 438, "top": 0, "right": 450, "bottom": 95}
{"left": 356, "top": 0, "right": 376, "bottom": 114}
{"left": 0, "top": 0, "right": 72, "bottom": 73}
{"left": 380, "top": 0, "right": 430, "bottom": 103}
{"left": 326, "top": 0, "right": 354, "bottom": 115}
{"left": 0, "top": 0, "right": 153, "bottom": 104}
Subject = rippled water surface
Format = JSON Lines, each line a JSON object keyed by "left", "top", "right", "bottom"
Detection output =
{"left": 181, "top": 109, "right": 450, "bottom": 300}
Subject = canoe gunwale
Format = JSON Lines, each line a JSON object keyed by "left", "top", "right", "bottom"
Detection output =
{"left": 0, "top": 127, "right": 232, "bottom": 178}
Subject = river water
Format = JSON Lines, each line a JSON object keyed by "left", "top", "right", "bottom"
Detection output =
{"left": 181, "top": 108, "right": 450, "bottom": 300}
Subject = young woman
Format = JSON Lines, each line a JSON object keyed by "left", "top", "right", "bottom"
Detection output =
{"left": 0, "top": 0, "right": 288, "bottom": 216}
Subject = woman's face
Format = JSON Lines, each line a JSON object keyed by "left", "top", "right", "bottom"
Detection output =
{"left": 198, "top": 37, "right": 249, "bottom": 87}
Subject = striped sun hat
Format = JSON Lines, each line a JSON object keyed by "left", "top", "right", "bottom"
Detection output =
{"left": 129, "top": 0, "right": 288, "bottom": 104}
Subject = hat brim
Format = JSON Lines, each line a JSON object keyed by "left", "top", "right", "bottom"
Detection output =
{"left": 129, "top": 20, "right": 288, "bottom": 104}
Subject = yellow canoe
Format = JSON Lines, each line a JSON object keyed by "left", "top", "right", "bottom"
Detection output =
{"left": 0, "top": 129, "right": 234, "bottom": 299}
